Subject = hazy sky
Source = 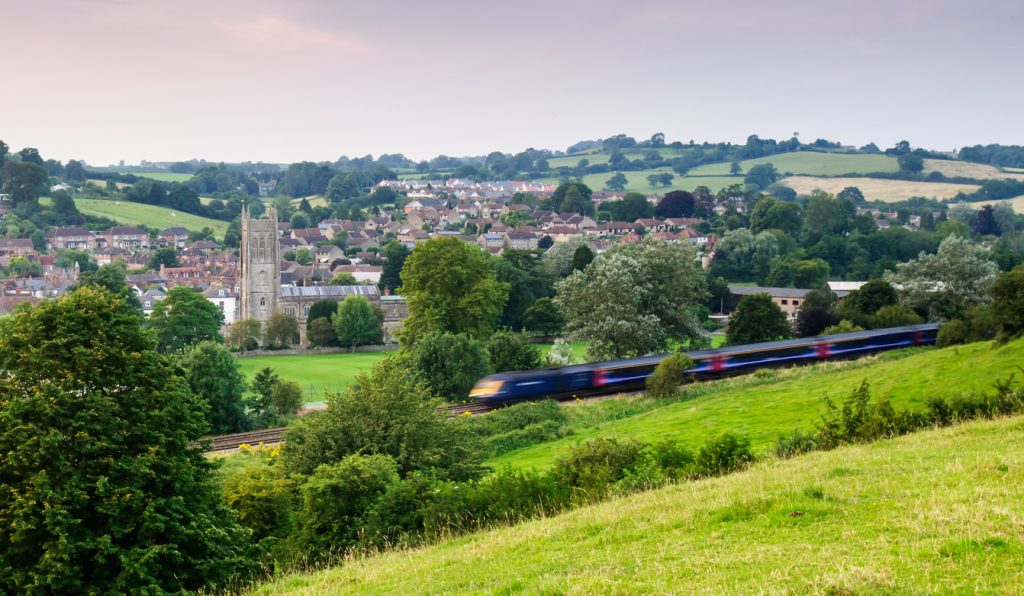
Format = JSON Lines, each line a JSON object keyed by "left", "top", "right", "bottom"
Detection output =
{"left": 3, "top": 0, "right": 1022, "bottom": 166}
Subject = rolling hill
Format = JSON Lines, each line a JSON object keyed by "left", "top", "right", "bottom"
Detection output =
{"left": 71, "top": 197, "right": 229, "bottom": 234}
{"left": 254, "top": 415, "right": 1024, "bottom": 593}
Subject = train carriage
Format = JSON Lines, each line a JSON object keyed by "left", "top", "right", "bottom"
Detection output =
{"left": 469, "top": 324, "right": 939, "bottom": 404}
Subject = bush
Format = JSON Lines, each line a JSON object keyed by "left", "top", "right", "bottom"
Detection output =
{"left": 543, "top": 338, "right": 576, "bottom": 367}
{"left": 991, "top": 265, "right": 1024, "bottom": 340}
{"left": 298, "top": 454, "right": 400, "bottom": 553}
{"left": 487, "top": 329, "right": 541, "bottom": 373}
{"left": 690, "top": 433, "right": 755, "bottom": 477}
{"left": 822, "top": 319, "right": 864, "bottom": 335}
{"left": 482, "top": 419, "right": 573, "bottom": 457}
{"left": 773, "top": 429, "right": 817, "bottom": 459}
{"left": 221, "top": 464, "right": 299, "bottom": 557}
{"left": 646, "top": 353, "right": 695, "bottom": 398}
{"left": 936, "top": 319, "right": 971, "bottom": 347}
{"left": 868, "top": 304, "right": 923, "bottom": 328}
{"left": 551, "top": 438, "right": 646, "bottom": 502}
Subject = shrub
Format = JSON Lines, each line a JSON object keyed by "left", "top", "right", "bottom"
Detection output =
{"left": 221, "top": 464, "right": 299, "bottom": 557}
{"left": 298, "top": 454, "right": 400, "bottom": 553}
{"left": 690, "top": 433, "right": 755, "bottom": 477}
{"left": 645, "top": 439, "right": 694, "bottom": 480}
{"left": 551, "top": 438, "right": 646, "bottom": 502}
{"left": 487, "top": 329, "right": 542, "bottom": 373}
{"left": 868, "top": 304, "right": 923, "bottom": 328}
{"left": 773, "top": 429, "right": 817, "bottom": 459}
{"left": 822, "top": 320, "right": 864, "bottom": 335}
{"left": 936, "top": 319, "right": 970, "bottom": 347}
{"left": 991, "top": 265, "right": 1024, "bottom": 340}
{"left": 646, "top": 353, "right": 695, "bottom": 398}
{"left": 483, "top": 420, "right": 573, "bottom": 458}
{"left": 543, "top": 338, "right": 576, "bottom": 367}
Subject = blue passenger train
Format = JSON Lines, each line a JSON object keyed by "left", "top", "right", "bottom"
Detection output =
{"left": 468, "top": 324, "right": 940, "bottom": 403}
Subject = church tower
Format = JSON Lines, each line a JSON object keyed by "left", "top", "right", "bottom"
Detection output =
{"left": 240, "top": 204, "right": 280, "bottom": 323}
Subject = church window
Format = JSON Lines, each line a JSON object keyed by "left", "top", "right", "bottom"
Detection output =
{"left": 260, "top": 297, "right": 266, "bottom": 307}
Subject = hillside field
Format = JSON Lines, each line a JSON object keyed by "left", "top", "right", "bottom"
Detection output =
{"left": 687, "top": 151, "right": 898, "bottom": 176}
{"left": 71, "top": 197, "right": 229, "bottom": 234}
{"left": 489, "top": 337, "right": 1024, "bottom": 470}
{"left": 122, "top": 171, "right": 194, "bottom": 183}
{"left": 970, "top": 195, "right": 1024, "bottom": 213}
{"left": 923, "top": 159, "right": 1024, "bottom": 181}
{"left": 780, "top": 175, "right": 979, "bottom": 202}
{"left": 255, "top": 415, "right": 1024, "bottom": 594}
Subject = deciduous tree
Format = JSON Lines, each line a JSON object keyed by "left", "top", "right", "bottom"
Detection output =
{"left": 149, "top": 286, "right": 223, "bottom": 352}
{"left": 332, "top": 295, "right": 383, "bottom": 350}
{"left": 179, "top": 341, "right": 251, "bottom": 434}
{"left": 726, "top": 293, "right": 793, "bottom": 345}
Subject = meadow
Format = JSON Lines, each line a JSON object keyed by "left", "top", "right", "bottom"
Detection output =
{"left": 686, "top": 151, "right": 898, "bottom": 176}
{"left": 70, "top": 197, "right": 229, "bottom": 234}
{"left": 254, "top": 415, "right": 1024, "bottom": 594}
{"left": 923, "top": 159, "right": 1024, "bottom": 181}
{"left": 236, "top": 342, "right": 591, "bottom": 406}
{"left": 123, "top": 171, "right": 194, "bottom": 183}
{"left": 488, "top": 337, "right": 1024, "bottom": 470}
{"left": 780, "top": 175, "right": 979, "bottom": 202}
{"left": 970, "top": 195, "right": 1024, "bottom": 213}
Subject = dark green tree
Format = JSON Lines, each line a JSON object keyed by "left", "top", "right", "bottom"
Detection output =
{"left": 571, "top": 244, "right": 595, "bottom": 271}
{"left": 69, "top": 262, "right": 141, "bottom": 310}
{"left": 179, "top": 341, "right": 251, "bottom": 434}
{"left": 263, "top": 311, "right": 300, "bottom": 348}
{"left": 333, "top": 295, "right": 383, "bottom": 350}
{"left": 897, "top": 153, "right": 924, "bottom": 174}
{"left": 147, "top": 246, "right": 180, "bottom": 270}
{"left": 655, "top": 190, "right": 695, "bottom": 218}
{"left": 726, "top": 293, "right": 793, "bottom": 345}
{"left": 379, "top": 240, "right": 410, "bottom": 293}
{"left": 403, "top": 331, "right": 490, "bottom": 402}
{"left": 523, "top": 297, "right": 565, "bottom": 337}
{"left": 149, "top": 286, "right": 223, "bottom": 352}
{"left": 308, "top": 316, "right": 338, "bottom": 347}
{"left": 2, "top": 160, "right": 48, "bottom": 207}
{"left": 0, "top": 289, "right": 253, "bottom": 593}
{"left": 604, "top": 172, "right": 628, "bottom": 191}
{"left": 487, "top": 330, "right": 542, "bottom": 373}
{"left": 991, "top": 264, "right": 1024, "bottom": 340}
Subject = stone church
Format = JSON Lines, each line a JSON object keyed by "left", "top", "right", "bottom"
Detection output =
{"left": 240, "top": 206, "right": 406, "bottom": 344}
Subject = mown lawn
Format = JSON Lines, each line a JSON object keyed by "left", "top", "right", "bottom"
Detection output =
{"left": 254, "top": 415, "right": 1024, "bottom": 594}
{"left": 488, "top": 338, "right": 1024, "bottom": 470}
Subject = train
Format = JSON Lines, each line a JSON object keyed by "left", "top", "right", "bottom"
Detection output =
{"left": 468, "top": 324, "right": 940, "bottom": 403}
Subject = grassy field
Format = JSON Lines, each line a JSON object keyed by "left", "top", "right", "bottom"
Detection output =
{"left": 123, "top": 171, "right": 194, "bottom": 183}
{"left": 780, "top": 175, "right": 979, "bottom": 202}
{"left": 687, "top": 152, "right": 898, "bottom": 177}
{"left": 236, "top": 342, "right": 590, "bottom": 406}
{"left": 542, "top": 170, "right": 742, "bottom": 195}
{"left": 546, "top": 148, "right": 687, "bottom": 169}
{"left": 71, "top": 197, "right": 229, "bottom": 234}
{"left": 970, "top": 195, "right": 1024, "bottom": 213}
{"left": 488, "top": 337, "right": 1024, "bottom": 470}
{"left": 923, "top": 159, "right": 1024, "bottom": 181}
{"left": 255, "top": 415, "right": 1024, "bottom": 594}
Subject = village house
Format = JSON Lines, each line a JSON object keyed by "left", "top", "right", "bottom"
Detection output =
{"left": 0, "top": 238, "right": 36, "bottom": 256}
{"left": 333, "top": 264, "right": 382, "bottom": 284}
{"left": 157, "top": 227, "right": 189, "bottom": 248}
{"left": 45, "top": 226, "right": 96, "bottom": 250}
{"left": 204, "top": 285, "right": 238, "bottom": 326}
{"left": 504, "top": 230, "right": 538, "bottom": 250}
{"left": 100, "top": 226, "right": 150, "bottom": 249}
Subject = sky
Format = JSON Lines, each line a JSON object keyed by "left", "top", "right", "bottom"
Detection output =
{"left": 2, "top": 0, "right": 1022, "bottom": 166}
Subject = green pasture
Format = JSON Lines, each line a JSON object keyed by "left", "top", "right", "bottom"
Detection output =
{"left": 68, "top": 197, "right": 229, "bottom": 234}
{"left": 257, "top": 415, "right": 1024, "bottom": 594}
{"left": 541, "top": 170, "right": 743, "bottom": 195}
{"left": 489, "top": 337, "right": 1024, "bottom": 470}
{"left": 123, "top": 171, "right": 194, "bottom": 183}
{"left": 686, "top": 151, "right": 899, "bottom": 176}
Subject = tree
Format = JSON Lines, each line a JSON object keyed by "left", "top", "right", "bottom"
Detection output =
{"left": 743, "top": 163, "right": 780, "bottom": 190}
{"left": 646, "top": 353, "right": 695, "bottom": 398}
{"left": 281, "top": 356, "right": 484, "bottom": 479}
{"left": 306, "top": 299, "right": 341, "bottom": 331}
{"left": 149, "top": 286, "right": 223, "bottom": 352}
{"left": 836, "top": 279, "right": 899, "bottom": 327}
{"left": 548, "top": 182, "right": 594, "bottom": 213}
{"left": 226, "top": 319, "right": 262, "bottom": 351}
{"left": 332, "top": 295, "right": 383, "bottom": 350}
{"left": 54, "top": 249, "right": 97, "bottom": 272}
{"left": 884, "top": 235, "right": 998, "bottom": 320}
{"left": 990, "top": 265, "right": 1024, "bottom": 341}
{"left": 179, "top": 341, "right": 251, "bottom": 434}
{"left": 795, "top": 287, "right": 839, "bottom": 337}
{"left": 263, "top": 311, "right": 300, "bottom": 348}
{"left": 726, "top": 293, "right": 793, "bottom": 345}
{"left": 147, "top": 246, "right": 180, "bottom": 270}
{"left": 402, "top": 331, "right": 490, "bottom": 401}
{"left": 249, "top": 368, "right": 302, "bottom": 428}
{"left": 523, "top": 297, "right": 565, "bottom": 337}
{"left": 555, "top": 239, "right": 707, "bottom": 360}
{"left": 69, "top": 262, "right": 141, "bottom": 310}
{"left": 328, "top": 271, "right": 358, "bottom": 285}
{"left": 7, "top": 256, "right": 42, "bottom": 277}
{"left": 487, "top": 330, "right": 541, "bottom": 373}
{"left": 399, "top": 237, "right": 509, "bottom": 343}
{"left": 308, "top": 316, "right": 337, "bottom": 347}
{"left": 655, "top": 190, "right": 696, "bottom": 218}
{"left": 605, "top": 172, "right": 628, "bottom": 191}
{"left": 1, "top": 160, "right": 48, "bottom": 207}
{"left": 571, "top": 244, "right": 595, "bottom": 271}
{"left": 729, "top": 161, "right": 742, "bottom": 175}
{"left": 604, "top": 192, "right": 654, "bottom": 221}
{"left": 897, "top": 153, "right": 924, "bottom": 174}
{"left": 0, "top": 289, "right": 253, "bottom": 592}
{"left": 64, "top": 159, "right": 88, "bottom": 182}
{"left": 379, "top": 240, "right": 410, "bottom": 293}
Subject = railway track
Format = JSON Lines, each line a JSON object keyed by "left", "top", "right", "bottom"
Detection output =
{"left": 204, "top": 427, "right": 287, "bottom": 452}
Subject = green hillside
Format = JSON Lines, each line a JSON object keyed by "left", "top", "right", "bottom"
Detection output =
{"left": 123, "top": 171, "right": 194, "bottom": 183}
{"left": 687, "top": 151, "right": 899, "bottom": 176}
{"left": 72, "top": 197, "right": 228, "bottom": 234}
{"left": 255, "top": 415, "right": 1024, "bottom": 594}
{"left": 489, "top": 338, "right": 1024, "bottom": 470}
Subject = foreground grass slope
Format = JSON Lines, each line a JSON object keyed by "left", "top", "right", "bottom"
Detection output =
{"left": 256, "top": 416, "right": 1024, "bottom": 594}
{"left": 492, "top": 338, "right": 1024, "bottom": 470}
